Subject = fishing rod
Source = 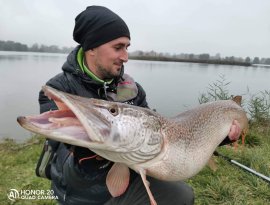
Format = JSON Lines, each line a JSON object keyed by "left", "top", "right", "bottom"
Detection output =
{"left": 214, "top": 151, "right": 270, "bottom": 184}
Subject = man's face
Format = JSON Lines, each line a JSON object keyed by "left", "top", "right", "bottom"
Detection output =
{"left": 87, "top": 37, "right": 130, "bottom": 80}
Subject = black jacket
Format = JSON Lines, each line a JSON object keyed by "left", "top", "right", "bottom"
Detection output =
{"left": 38, "top": 46, "right": 148, "bottom": 205}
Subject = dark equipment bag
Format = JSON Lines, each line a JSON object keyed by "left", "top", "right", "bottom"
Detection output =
{"left": 35, "top": 139, "right": 59, "bottom": 179}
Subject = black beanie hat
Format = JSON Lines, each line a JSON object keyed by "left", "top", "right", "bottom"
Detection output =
{"left": 73, "top": 6, "right": 130, "bottom": 51}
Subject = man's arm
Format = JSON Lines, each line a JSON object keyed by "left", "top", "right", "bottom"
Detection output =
{"left": 39, "top": 89, "right": 58, "bottom": 113}
{"left": 135, "top": 82, "right": 149, "bottom": 108}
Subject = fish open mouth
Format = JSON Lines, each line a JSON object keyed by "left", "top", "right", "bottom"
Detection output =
{"left": 17, "top": 108, "right": 90, "bottom": 140}
{"left": 17, "top": 86, "right": 111, "bottom": 146}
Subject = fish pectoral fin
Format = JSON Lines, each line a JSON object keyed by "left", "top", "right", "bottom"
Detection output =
{"left": 106, "top": 163, "right": 130, "bottom": 197}
{"left": 139, "top": 168, "right": 157, "bottom": 205}
{"left": 207, "top": 155, "right": 218, "bottom": 172}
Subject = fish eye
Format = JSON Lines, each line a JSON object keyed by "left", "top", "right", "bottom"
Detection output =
{"left": 108, "top": 107, "right": 118, "bottom": 116}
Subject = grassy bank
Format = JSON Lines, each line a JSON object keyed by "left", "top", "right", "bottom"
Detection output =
{"left": 0, "top": 136, "right": 55, "bottom": 204}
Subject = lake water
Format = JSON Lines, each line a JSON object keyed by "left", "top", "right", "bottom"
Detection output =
{"left": 0, "top": 51, "right": 269, "bottom": 142}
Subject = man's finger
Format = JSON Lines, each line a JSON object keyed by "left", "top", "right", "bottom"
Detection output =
{"left": 228, "top": 120, "right": 241, "bottom": 141}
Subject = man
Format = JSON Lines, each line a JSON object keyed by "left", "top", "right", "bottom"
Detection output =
{"left": 37, "top": 6, "right": 240, "bottom": 205}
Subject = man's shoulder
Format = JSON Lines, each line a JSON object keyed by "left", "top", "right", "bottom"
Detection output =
{"left": 45, "top": 72, "right": 71, "bottom": 92}
{"left": 46, "top": 70, "right": 84, "bottom": 94}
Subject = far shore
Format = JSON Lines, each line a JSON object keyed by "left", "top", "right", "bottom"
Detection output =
{"left": 0, "top": 50, "right": 254, "bottom": 67}
{"left": 129, "top": 56, "right": 252, "bottom": 66}
{"left": 3, "top": 49, "right": 270, "bottom": 67}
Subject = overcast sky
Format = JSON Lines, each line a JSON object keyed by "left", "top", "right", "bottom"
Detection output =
{"left": 1, "top": 0, "right": 269, "bottom": 58}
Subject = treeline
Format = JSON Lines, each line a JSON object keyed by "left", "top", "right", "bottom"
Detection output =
{"left": 129, "top": 50, "right": 270, "bottom": 66}
{"left": 1, "top": 40, "right": 270, "bottom": 66}
{"left": 0, "top": 40, "right": 73, "bottom": 53}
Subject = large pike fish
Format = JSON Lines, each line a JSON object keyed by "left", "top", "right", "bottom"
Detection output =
{"left": 17, "top": 86, "right": 248, "bottom": 205}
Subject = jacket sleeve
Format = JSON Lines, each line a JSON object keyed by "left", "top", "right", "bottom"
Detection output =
{"left": 135, "top": 82, "right": 149, "bottom": 108}
{"left": 38, "top": 73, "right": 71, "bottom": 113}
{"left": 219, "top": 136, "right": 235, "bottom": 146}
{"left": 39, "top": 90, "right": 58, "bottom": 113}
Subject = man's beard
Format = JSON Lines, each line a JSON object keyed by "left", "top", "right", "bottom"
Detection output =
{"left": 98, "top": 65, "right": 121, "bottom": 80}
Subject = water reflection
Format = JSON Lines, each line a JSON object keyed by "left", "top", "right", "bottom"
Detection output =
{"left": 0, "top": 51, "right": 67, "bottom": 61}
{"left": 0, "top": 54, "right": 29, "bottom": 61}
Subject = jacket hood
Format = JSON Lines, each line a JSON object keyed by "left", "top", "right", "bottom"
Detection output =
{"left": 62, "top": 46, "right": 84, "bottom": 76}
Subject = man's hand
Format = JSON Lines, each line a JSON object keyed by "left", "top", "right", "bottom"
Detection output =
{"left": 228, "top": 120, "right": 241, "bottom": 141}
